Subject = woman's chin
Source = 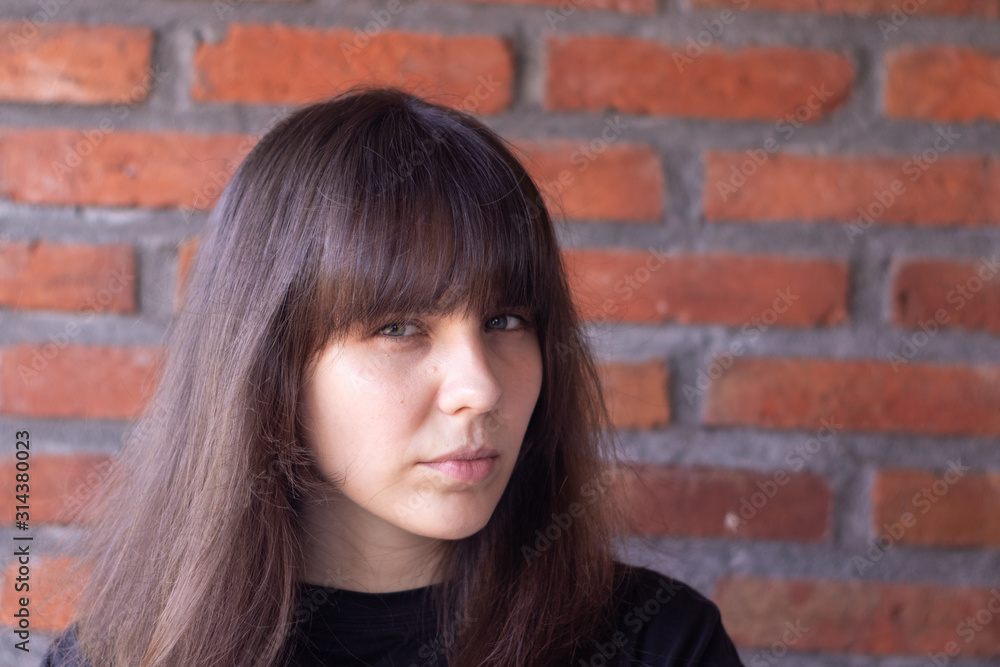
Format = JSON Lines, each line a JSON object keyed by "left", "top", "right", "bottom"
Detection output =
{"left": 406, "top": 510, "right": 494, "bottom": 541}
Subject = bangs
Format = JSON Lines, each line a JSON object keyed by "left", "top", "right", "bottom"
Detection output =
{"left": 309, "top": 99, "right": 552, "bottom": 340}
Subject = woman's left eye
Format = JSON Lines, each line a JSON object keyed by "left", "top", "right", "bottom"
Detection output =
{"left": 486, "top": 314, "right": 528, "bottom": 331}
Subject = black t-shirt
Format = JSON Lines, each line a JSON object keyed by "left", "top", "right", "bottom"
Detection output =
{"left": 40, "top": 562, "right": 745, "bottom": 666}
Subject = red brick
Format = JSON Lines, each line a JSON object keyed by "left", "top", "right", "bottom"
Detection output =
{"left": 0, "top": 556, "right": 82, "bottom": 632}
{"left": 621, "top": 464, "right": 831, "bottom": 541}
{"left": 873, "top": 468, "right": 1000, "bottom": 547}
{"left": 598, "top": 361, "right": 670, "bottom": 429}
{"left": 174, "top": 237, "right": 201, "bottom": 310}
{"left": 690, "top": 0, "right": 998, "bottom": 16}
{"left": 437, "top": 0, "right": 655, "bottom": 11}
{"left": 562, "top": 250, "right": 847, "bottom": 326}
{"left": 0, "top": 128, "right": 251, "bottom": 209}
{"left": 1, "top": 454, "right": 111, "bottom": 525}
{"left": 891, "top": 256, "right": 1000, "bottom": 334}
{"left": 705, "top": 357, "right": 1000, "bottom": 437}
{"left": 887, "top": 47, "right": 1000, "bottom": 121}
{"left": 715, "top": 575, "right": 1000, "bottom": 657}
{"left": 0, "top": 344, "right": 162, "bottom": 419}
{"left": 546, "top": 37, "right": 853, "bottom": 121}
{"left": 0, "top": 23, "right": 153, "bottom": 104}
{"left": 192, "top": 24, "right": 513, "bottom": 113}
{"left": 0, "top": 240, "right": 136, "bottom": 313}
{"left": 514, "top": 139, "right": 663, "bottom": 223}
{"left": 704, "top": 152, "right": 1000, "bottom": 226}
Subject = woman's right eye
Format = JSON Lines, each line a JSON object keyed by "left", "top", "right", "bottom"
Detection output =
{"left": 378, "top": 322, "right": 419, "bottom": 338}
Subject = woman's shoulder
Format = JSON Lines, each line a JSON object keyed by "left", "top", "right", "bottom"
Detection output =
{"left": 611, "top": 561, "right": 746, "bottom": 667}
{"left": 39, "top": 624, "right": 91, "bottom": 667}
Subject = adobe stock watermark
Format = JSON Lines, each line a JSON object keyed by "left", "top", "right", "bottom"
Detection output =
{"left": 292, "top": 563, "right": 345, "bottom": 625}
{"left": 453, "top": 74, "right": 503, "bottom": 115}
{"left": 919, "top": 587, "right": 1000, "bottom": 666}
{"left": 887, "top": 254, "right": 999, "bottom": 371}
{"left": 671, "top": 0, "right": 751, "bottom": 73}
{"left": 60, "top": 459, "right": 113, "bottom": 518}
{"left": 62, "top": 400, "right": 172, "bottom": 519}
{"left": 944, "top": 589, "right": 1000, "bottom": 662}
{"left": 853, "top": 459, "right": 969, "bottom": 575}
{"left": 520, "top": 466, "right": 618, "bottom": 566}
{"left": 499, "top": 116, "right": 633, "bottom": 239}
{"left": 536, "top": 115, "right": 629, "bottom": 205}
{"left": 681, "top": 287, "right": 800, "bottom": 405}
{"left": 578, "top": 576, "right": 686, "bottom": 667}
{"left": 609, "top": 245, "right": 671, "bottom": 303}
{"left": 412, "top": 607, "right": 478, "bottom": 666}
{"left": 6, "top": 0, "right": 72, "bottom": 51}
{"left": 337, "top": 0, "right": 404, "bottom": 62}
{"left": 843, "top": 126, "right": 961, "bottom": 243}
{"left": 554, "top": 243, "right": 674, "bottom": 362}
{"left": 334, "top": 0, "right": 499, "bottom": 114}
{"left": 50, "top": 63, "right": 171, "bottom": 181}
{"left": 725, "top": 416, "right": 842, "bottom": 532}
{"left": 15, "top": 267, "right": 135, "bottom": 382}
{"left": 748, "top": 619, "right": 810, "bottom": 667}
{"left": 714, "top": 84, "right": 837, "bottom": 203}
{"left": 877, "top": 0, "right": 939, "bottom": 40}
{"left": 180, "top": 106, "right": 288, "bottom": 220}
{"left": 542, "top": 0, "right": 600, "bottom": 29}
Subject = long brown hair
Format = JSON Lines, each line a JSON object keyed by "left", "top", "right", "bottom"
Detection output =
{"left": 70, "top": 85, "right": 635, "bottom": 666}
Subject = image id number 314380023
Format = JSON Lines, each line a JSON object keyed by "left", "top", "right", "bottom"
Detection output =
{"left": 13, "top": 430, "right": 33, "bottom": 653}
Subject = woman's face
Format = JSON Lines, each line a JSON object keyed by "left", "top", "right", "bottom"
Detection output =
{"left": 300, "top": 306, "right": 543, "bottom": 544}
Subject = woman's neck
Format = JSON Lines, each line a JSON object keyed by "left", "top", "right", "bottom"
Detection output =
{"left": 298, "top": 488, "right": 447, "bottom": 593}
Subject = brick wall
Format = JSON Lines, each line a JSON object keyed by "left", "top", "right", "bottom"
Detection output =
{"left": 1, "top": 1, "right": 998, "bottom": 665}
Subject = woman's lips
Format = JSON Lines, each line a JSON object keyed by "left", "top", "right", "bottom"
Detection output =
{"left": 419, "top": 456, "right": 497, "bottom": 483}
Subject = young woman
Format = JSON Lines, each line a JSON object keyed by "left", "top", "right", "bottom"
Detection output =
{"left": 42, "top": 86, "right": 745, "bottom": 667}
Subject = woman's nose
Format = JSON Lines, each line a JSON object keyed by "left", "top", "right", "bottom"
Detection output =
{"left": 433, "top": 325, "right": 503, "bottom": 416}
